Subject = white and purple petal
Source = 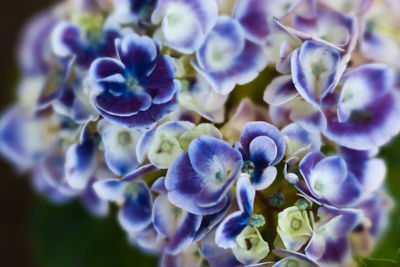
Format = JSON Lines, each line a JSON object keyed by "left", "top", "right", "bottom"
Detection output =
{"left": 291, "top": 40, "right": 341, "bottom": 106}
{"left": 118, "top": 181, "right": 153, "bottom": 232}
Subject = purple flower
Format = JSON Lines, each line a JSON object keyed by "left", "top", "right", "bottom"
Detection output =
{"left": 264, "top": 75, "right": 327, "bottom": 133}
{"left": 323, "top": 64, "right": 400, "bottom": 150}
{"left": 0, "top": 106, "right": 57, "bottom": 170}
{"left": 151, "top": 0, "right": 218, "bottom": 54}
{"left": 305, "top": 206, "right": 362, "bottom": 265}
{"left": 89, "top": 33, "right": 179, "bottom": 130}
{"left": 293, "top": 8, "right": 357, "bottom": 47}
{"left": 165, "top": 136, "right": 243, "bottom": 215}
{"left": 65, "top": 124, "right": 97, "bottom": 190}
{"left": 94, "top": 177, "right": 153, "bottom": 233}
{"left": 51, "top": 19, "right": 120, "bottom": 69}
{"left": 297, "top": 151, "right": 362, "bottom": 207}
{"left": 151, "top": 177, "right": 202, "bottom": 255}
{"left": 233, "top": 0, "right": 303, "bottom": 44}
{"left": 236, "top": 121, "right": 286, "bottom": 190}
{"left": 192, "top": 16, "right": 266, "bottom": 94}
{"left": 291, "top": 40, "right": 341, "bottom": 107}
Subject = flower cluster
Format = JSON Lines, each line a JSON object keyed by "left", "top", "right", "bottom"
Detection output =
{"left": 2, "top": 0, "right": 400, "bottom": 266}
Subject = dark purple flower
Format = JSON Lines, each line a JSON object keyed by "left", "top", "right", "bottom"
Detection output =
{"left": 89, "top": 33, "right": 179, "bottom": 130}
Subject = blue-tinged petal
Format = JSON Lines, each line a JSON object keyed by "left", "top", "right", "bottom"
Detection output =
{"left": 215, "top": 211, "right": 249, "bottom": 249}
{"left": 236, "top": 174, "right": 255, "bottom": 216}
{"left": 102, "top": 123, "right": 141, "bottom": 176}
{"left": 116, "top": 33, "right": 157, "bottom": 77}
{"left": 196, "top": 16, "right": 245, "bottom": 72}
{"left": 97, "top": 93, "right": 178, "bottom": 131}
{"left": 272, "top": 249, "right": 319, "bottom": 267}
{"left": 299, "top": 151, "right": 324, "bottom": 178}
{"left": 136, "top": 126, "right": 156, "bottom": 163}
{"left": 324, "top": 91, "right": 400, "bottom": 150}
{"left": 188, "top": 136, "right": 243, "bottom": 179}
{"left": 192, "top": 16, "right": 266, "bottom": 94}
{"left": 306, "top": 156, "right": 348, "bottom": 198}
{"left": 240, "top": 121, "right": 286, "bottom": 165}
{"left": 293, "top": 8, "right": 356, "bottom": 47}
{"left": 187, "top": 136, "right": 243, "bottom": 206}
{"left": 152, "top": 0, "right": 218, "bottom": 54}
{"left": 165, "top": 153, "right": 206, "bottom": 212}
{"left": 337, "top": 64, "right": 395, "bottom": 122}
{"left": 249, "top": 135, "right": 277, "bottom": 168}
{"left": 65, "top": 140, "right": 96, "bottom": 190}
{"left": 118, "top": 181, "right": 153, "bottom": 232}
{"left": 288, "top": 99, "right": 327, "bottom": 133}
{"left": 201, "top": 229, "right": 241, "bottom": 267}
{"left": 93, "top": 178, "right": 128, "bottom": 202}
{"left": 161, "top": 243, "right": 203, "bottom": 267}
{"left": 89, "top": 57, "right": 125, "bottom": 82}
{"left": 96, "top": 90, "right": 152, "bottom": 116}
{"left": 304, "top": 234, "right": 326, "bottom": 261}
{"left": 51, "top": 21, "right": 81, "bottom": 58}
{"left": 317, "top": 206, "right": 363, "bottom": 238}
{"left": 166, "top": 211, "right": 202, "bottom": 255}
{"left": 81, "top": 178, "right": 109, "bottom": 217}
{"left": 193, "top": 192, "right": 232, "bottom": 242}
{"left": 152, "top": 194, "right": 177, "bottom": 237}
{"left": 151, "top": 176, "right": 167, "bottom": 194}
{"left": 291, "top": 40, "right": 340, "bottom": 106}
{"left": 263, "top": 75, "right": 299, "bottom": 106}
{"left": 252, "top": 166, "right": 277, "bottom": 191}
{"left": 281, "top": 122, "right": 321, "bottom": 157}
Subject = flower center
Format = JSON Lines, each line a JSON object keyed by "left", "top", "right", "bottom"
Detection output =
{"left": 291, "top": 218, "right": 302, "bottom": 230}
{"left": 314, "top": 180, "right": 324, "bottom": 192}
{"left": 269, "top": 193, "right": 285, "bottom": 208}
{"left": 118, "top": 131, "right": 132, "bottom": 145}
{"left": 125, "top": 76, "right": 144, "bottom": 93}
{"left": 242, "top": 160, "right": 255, "bottom": 175}
{"left": 287, "top": 260, "right": 299, "bottom": 267}
{"left": 215, "top": 171, "right": 223, "bottom": 182}
{"left": 157, "top": 140, "right": 174, "bottom": 154}
{"left": 126, "top": 182, "right": 141, "bottom": 195}
{"left": 249, "top": 214, "right": 266, "bottom": 228}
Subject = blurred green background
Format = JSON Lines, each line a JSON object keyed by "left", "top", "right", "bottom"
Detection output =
{"left": 0, "top": 1, "right": 399, "bottom": 266}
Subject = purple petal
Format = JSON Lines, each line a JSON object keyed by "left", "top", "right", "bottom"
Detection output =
{"left": 337, "top": 64, "right": 395, "bottom": 122}
{"left": 93, "top": 178, "right": 128, "bottom": 202}
{"left": 324, "top": 91, "right": 400, "bottom": 150}
{"left": 116, "top": 33, "right": 157, "bottom": 77}
{"left": 291, "top": 40, "right": 340, "bottom": 106}
{"left": 252, "top": 166, "right": 277, "bottom": 191}
{"left": 192, "top": 16, "right": 266, "bottom": 94}
{"left": 263, "top": 75, "right": 299, "bottom": 106}
{"left": 250, "top": 135, "right": 277, "bottom": 168}
{"left": 237, "top": 174, "right": 255, "bottom": 215}
{"left": 240, "top": 121, "right": 286, "bottom": 165}
{"left": 65, "top": 140, "right": 95, "bottom": 190}
{"left": 81, "top": 178, "right": 109, "bottom": 217}
{"left": 136, "top": 126, "right": 156, "bottom": 163}
{"left": 118, "top": 181, "right": 153, "bottom": 232}
{"left": 151, "top": 176, "right": 167, "bottom": 194}
{"left": 215, "top": 211, "right": 249, "bottom": 248}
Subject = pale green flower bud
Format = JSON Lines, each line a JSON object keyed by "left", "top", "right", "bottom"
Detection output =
{"left": 277, "top": 206, "right": 312, "bottom": 251}
{"left": 232, "top": 226, "right": 270, "bottom": 265}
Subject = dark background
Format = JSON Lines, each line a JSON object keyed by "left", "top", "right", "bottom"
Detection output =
{"left": 0, "top": 1, "right": 399, "bottom": 266}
